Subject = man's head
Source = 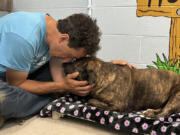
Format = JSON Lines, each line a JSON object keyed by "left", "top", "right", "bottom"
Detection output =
{"left": 57, "top": 13, "right": 101, "bottom": 61}
{"left": 47, "top": 13, "right": 101, "bottom": 62}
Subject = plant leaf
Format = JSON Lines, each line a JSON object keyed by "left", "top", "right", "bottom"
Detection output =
{"left": 164, "top": 61, "right": 170, "bottom": 70}
{"left": 147, "top": 65, "right": 156, "bottom": 69}
{"left": 169, "top": 67, "right": 174, "bottom": 71}
{"left": 162, "top": 62, "right": 168, "bottom": 70}
{"left": 178, "top": 68, "right": 180, "bottom": 75}
{"left": 156, "top": 53, "right": 163, "bottom": 67}
{"left": 162, "top": 53, "right": 168, "bottom": 63}
{"left": 152, "top": 61, "right": 158, "bottom": 68}
{"left": 173, "top": 63, "right": 177, "bottom": 73}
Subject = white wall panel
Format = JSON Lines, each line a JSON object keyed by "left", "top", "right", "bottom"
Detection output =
{"left": 92, "top": 0, "right": 136, "bottom": 7}
{"left": 13, "top": 0, "right": 88, "bottom": 9}
{"left": 97, "top": 35, "right": 141, "bottom": 63}
{"left": 137, "top": 16, "right": 171, "bottom": 37}
{"left": 140, "top": 37, "right": 169, "bottom": 65}
{"left": 12, "top": 0, "right": 88, "bottom": 20}
{"left": 0, "top": 11, "right": 8, "bottom": 17}
{"left": 93, "top": 7, "right": 170, "bottom": 37}
{"left": 13, "top": 8, "right": 88, "bottom": 20}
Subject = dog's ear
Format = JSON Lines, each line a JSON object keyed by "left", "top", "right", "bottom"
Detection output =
{"left": 76, "top": 68, "right": 88, "bottom": 81}
{"left": 63, "top": 60, "right": 89, "bottom": 81}
{"left": 87, "top": 70, "right": 96, "bottom": 85}
{"left": 62, "top": 62, "right": 74, "bottom": 75}
{"left": 77, "top": 69, "right": 96, "bottom": 84}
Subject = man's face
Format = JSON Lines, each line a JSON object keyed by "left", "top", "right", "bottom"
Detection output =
{"left": 50, "top": 39, "right": 87, "bottom": 63}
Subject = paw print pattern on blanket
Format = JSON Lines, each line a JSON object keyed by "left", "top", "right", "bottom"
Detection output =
{"left": 40, "top": 94, "right": 180, "bottom": 135}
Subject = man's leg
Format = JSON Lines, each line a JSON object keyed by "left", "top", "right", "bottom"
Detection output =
{"left": 0, "top": 80, "right": 53, "bottom": 119}
{"left": 0, "top": 62, "right": 55, "bottom": 119}
{"left": 0, "top": 62, "right": 59, "bottom": 121}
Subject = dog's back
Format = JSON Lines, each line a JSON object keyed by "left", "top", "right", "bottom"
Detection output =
{"left": 129, "top": 69, "right": 180, "bottom": 110}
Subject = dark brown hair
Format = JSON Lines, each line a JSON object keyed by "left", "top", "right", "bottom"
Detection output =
{"left": 57, "top": 13, "right": 101, "bottom": 56}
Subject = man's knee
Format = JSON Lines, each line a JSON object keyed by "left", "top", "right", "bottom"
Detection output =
{"left": 0, "top": 80, "right": 8, "bottom": 104}
{"left": 0, "top": 91, "right": 6, "bottom": 103}
{"left": 0, "top": 80, "right": 52, "bottom": 118}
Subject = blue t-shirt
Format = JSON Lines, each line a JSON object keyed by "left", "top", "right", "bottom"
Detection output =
{"left": 0, "top": 12, "right": 50, "bottom": 74}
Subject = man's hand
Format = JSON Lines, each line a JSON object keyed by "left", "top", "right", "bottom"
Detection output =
{"left": 110, "top": 60, "right": 137, "bottom": 69}
{"left": 62, "top": 72, "right": 94, "bottom": 96}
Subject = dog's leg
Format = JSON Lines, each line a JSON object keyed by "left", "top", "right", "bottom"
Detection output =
{"left": 143, "top": 108, "right": 162, "bottom": 118}
{"left": 88, "top": 98, "right": 109, "bottom": 109}
{"left": 154, "top": 90, "right": 180, "bottom": 118}
{"left": 144, "top": 90, "right": 180, "bottom": 118}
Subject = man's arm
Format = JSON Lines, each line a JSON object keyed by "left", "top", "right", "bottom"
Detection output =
{"left": 50, "top": 57, "right": 65, "bottom": 82}
{"left": 6, "top": 67, "right": 94, "bottom": 96}
{"left": 6, "top": 68, "right": 65, "bottom": 94}
{"left": 111, "top": 60, "right": 137, "bottom": 69}
{"left": 49, "top": 57, "right": 94, "bottom": 96}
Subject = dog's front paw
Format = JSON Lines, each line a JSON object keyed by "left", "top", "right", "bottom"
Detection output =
{"left": 143, "top": 109, "right": 161, "bottom": 118}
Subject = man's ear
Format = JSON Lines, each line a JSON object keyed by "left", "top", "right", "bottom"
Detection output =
{"left": 60, "top": 33, "right": 69, "bottom": 41}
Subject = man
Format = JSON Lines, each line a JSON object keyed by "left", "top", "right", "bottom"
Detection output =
{"left": 0, "top": 11, "right": 101, "bottom": 126}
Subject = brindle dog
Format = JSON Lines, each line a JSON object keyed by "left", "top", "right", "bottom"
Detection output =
{"left": 63, "top": 57, "right": 180, "bottom": 118}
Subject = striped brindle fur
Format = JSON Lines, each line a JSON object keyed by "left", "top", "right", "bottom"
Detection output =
{"left": 63, "top": 57, "right": 180, "bottom": 118}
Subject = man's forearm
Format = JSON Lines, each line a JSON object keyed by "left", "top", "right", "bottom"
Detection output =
{"left": 50, "top": 57, "right": 65, "bottom": 82}
{"left": 19, "top": 80, "right": 66, "bottom": 94}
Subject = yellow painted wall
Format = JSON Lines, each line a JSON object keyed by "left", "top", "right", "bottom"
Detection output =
{"left": 137, "top": 0, "right": 180, "bottom": 17}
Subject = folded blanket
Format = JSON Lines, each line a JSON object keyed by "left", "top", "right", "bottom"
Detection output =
{"left": 40, "top": 94, "right": 180, "bottom": 135}
{"left": 0, "top": 0, "right": 13, "bottom": 12}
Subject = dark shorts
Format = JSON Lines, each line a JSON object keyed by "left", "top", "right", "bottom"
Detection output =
{"left": 0, "top": 63, "right": 54, "bottom": 119}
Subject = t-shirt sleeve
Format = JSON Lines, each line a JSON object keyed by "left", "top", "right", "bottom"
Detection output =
{"left": 0, "top": 32, "right": 34, "bottom": 72}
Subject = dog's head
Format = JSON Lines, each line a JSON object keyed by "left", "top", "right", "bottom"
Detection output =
{"left": 63, "top": 57, "right": 102, "bottom": 85}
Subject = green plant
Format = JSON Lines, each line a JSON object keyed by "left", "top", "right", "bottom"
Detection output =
{"left": 147, "top": 53, "right": 180, "bottom": 75}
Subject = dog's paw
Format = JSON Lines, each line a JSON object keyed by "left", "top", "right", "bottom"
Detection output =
{"left": 143, "top": 109, "right": 161, "bottom": 118}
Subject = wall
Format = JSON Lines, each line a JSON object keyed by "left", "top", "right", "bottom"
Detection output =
{"left": 92, "top": 0, "right": 171, "bottom": 68}
{"left": 12, "top": 0, "right": 88, "bottom": 20}
{"left": 0, "top": 11, "right": 8, "bottom": 17}
{"left": 1, "top": 0, "right": 172, "bottom": 68}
